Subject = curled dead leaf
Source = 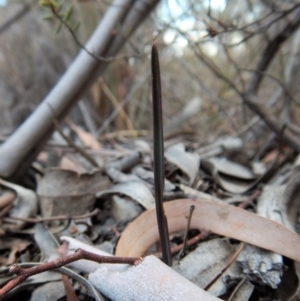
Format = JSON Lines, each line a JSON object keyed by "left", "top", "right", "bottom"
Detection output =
{"left": 0, "top": 178, "right": 38, "bottom": 230}
{"left": 116, "top": 198, "right": 300, "bottom": 262}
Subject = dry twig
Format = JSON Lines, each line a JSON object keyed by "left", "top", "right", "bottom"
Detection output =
{"left": 0, "top": 248, "right": 141, "bottom": 298}
{"left": 3, "top": 209, "right": 99, "bottom": 224}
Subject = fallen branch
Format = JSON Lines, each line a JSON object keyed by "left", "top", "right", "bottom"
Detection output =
{"left": 3, "top": 208, "right": 99, "bottom": 224}
{"left": 243, "top": 96, "right": 300, "bottom": 151}
{"left": 247, "top": 7, "right": 300, "bottom": 95}
{"left": 60, "top": 237, "right": 222, "bottom": 301}
{"left": 0, "top": 248, "right": 141, "bottom": 298}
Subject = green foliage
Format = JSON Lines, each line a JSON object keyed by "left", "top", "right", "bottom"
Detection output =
{"left": 73, "top": 21, "right": 81, "bottom": 33}
{"left": 64, "top": 6, "right": 73, "bottom": 22}
{"left": 42, "top": 15, "right": 54, "bottom": 21}
{"left": 55, "top": 22, "right": 63, "bottom": 34}
{"left": 39, "top": 0, "right": 58, "bottom": 9}
{"left": 40, "top": 0, "right": 80, "bottom": 35}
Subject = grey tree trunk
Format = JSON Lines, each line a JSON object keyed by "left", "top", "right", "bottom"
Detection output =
{"left": 0, "top": 0, "right": 160, "bottom": 181}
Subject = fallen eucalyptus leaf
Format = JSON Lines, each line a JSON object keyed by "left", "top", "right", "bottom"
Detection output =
{"left": 2, "top": 238, "right": 32, "bottom": 265}
{"left": 131, "top": 140, "right": 151, "bottom": 154}
{"left": 116, "top": 198, "right": 300, "bottom": 263}
{"left": 0, "top": 178, "right": 38, "bottom": 230}
{"left": 257, "top": 185, "right": 293, "bottom": 230}
{"left": 107, "top": 152, "right": 141, "bottom": 171}
{"left": 34, "top": 223, "right": 60, "bottom": 261}
{"left": 111, "top": 195, "right": 143, "bottom": 222}
{"left": 204, "top": 158, "right": 255, "bottom": 180}
{"left": 201, "top": 159, "right": 255, "bottom": 193}
{"left": 132, "top": 166, "right": 175, "bottom": 192}
{"left": 0, "top": 191, "right": 15, "bottom": 211}
{"left": 67, "top": 119, "right": 102, "bottom": 151}
{"left": 165, "top": 143, "right": 200, "bottom": 185}
{"left": 251, "top": 161, "right": 267, "bottom": 176}
{"left": 198, "top": 137, "right": 243, "bottom": 158}
{"left": 59, "top": 155, "right": 88, "bottom": 174}
{"left": 177, "top": 184, "right": 221, "bottom": 201}
{"left": 37, "top": 168, "right": 110, "bottom": 217}
{"left": 97, "top": 181, "right": 155, "bottom": 209}
{"left": 105, "top": 167, "right": 141, "bottom": 183}
{"left": 217, "top": 175, "right": 254, "bottom": 194}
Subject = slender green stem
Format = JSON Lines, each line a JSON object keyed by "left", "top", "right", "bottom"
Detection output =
{"left": 151, "top": 42, "right": 172, "bottom": 266}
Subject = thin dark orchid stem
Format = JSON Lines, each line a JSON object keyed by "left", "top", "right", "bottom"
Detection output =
{"left": 178, "top": 205, "right": 195, "bottom": 260}
{"left": 151, "top": 42, "right": 172, "bottom": 266}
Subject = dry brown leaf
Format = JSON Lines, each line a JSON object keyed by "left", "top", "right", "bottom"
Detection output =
{"left": 0, "top": 178, "right": 38, "bottom": 230}
{"left": 0, "top": 191, "right": 15, "bottom": 210}
{"left": 37, "top": 151, "right": 48, "bottom": 162}
{"left": 67, "top": 119, "right": 102, "bottom": 150}
{"left": 61, "top": 274, "right": 80, "bottom": 301}
{"left": 165, "top": 143, "right": 200, "bottom": 185}
{"left": 201, "top": 159, "right": 255, "bottom": 193}
{"left": 5, "top": 239, "right": 32, "bottom": 265}
{"left": 37, "top": 168, "right": 109, "bottom": 218}
{"left": 96, "top": 181, "right": 155, "bottom": 210}
{"left": 116, "top": 198, "right": 300, "bottom": 262}
{"left": 59, "top": 156, "right": 88, "bottom": 174}
{"left": 261, "top": 147, "right": 290, "bottom": 165}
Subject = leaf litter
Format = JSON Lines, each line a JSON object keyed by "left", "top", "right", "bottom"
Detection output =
{"left": 1, "top": 128, "right": 300, "bottom": 301}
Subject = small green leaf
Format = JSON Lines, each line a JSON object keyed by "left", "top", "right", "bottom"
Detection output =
{"left": 55, "top": 22, "right": 63, "bottom": 34}
{"left": 39, "top": 0, "right": 51, "bottom": 7}
{"left": 57, "top": 3, "right": 63, "bottom": 12}
{"left": 65, "top": 6, "right": 73, "bottom": 22}
{"left": 39, "top": 0, "right": 57, "bottom": 8}
{"left": 73, "top": 21, "right": 81, "bottom": 32}
{"left": 43, "top": 15, "right": 54, "bottom": 21}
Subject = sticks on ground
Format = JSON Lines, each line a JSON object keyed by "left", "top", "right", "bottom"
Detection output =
{"left": 0, "top": 248, "right": 142, "bottom": 298}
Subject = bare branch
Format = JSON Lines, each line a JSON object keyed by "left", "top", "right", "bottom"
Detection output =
{"left": 3, "top": 209, "right": 99, "bottom": 224}
{"left": 0, "top": 249, "right": 141, "bottom": 297}
{"left": 242, "top": 7, "right": 300, "bottom": 151}
{"left": 247, "top": 7, "right": 300, "bottom": 95}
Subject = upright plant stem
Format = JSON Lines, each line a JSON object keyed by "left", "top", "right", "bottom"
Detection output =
{"left": 151, "top": 42, "right": 172, "bottom": 266}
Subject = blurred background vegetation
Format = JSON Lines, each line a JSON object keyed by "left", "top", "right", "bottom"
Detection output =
{"left": 0, "top": 0, "right": 299, "bottom": 144}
